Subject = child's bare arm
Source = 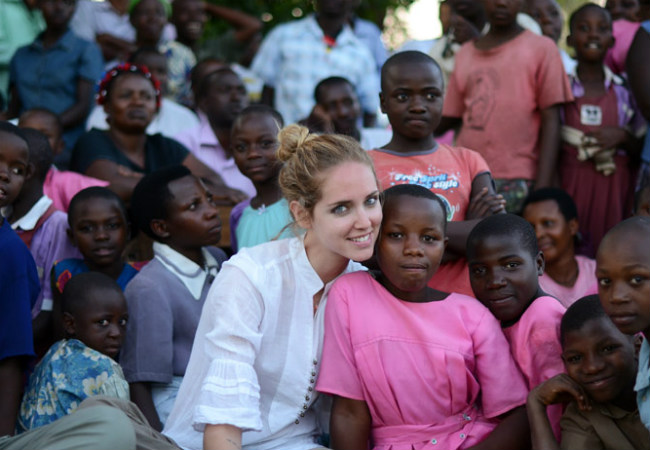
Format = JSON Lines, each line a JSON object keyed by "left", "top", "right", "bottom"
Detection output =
{"left": 59, "top": 78, "right": 95, "bottom": 129}
{"left": 435, "top": 116, "right": 462, "bottom": 137}
{"left": 0, "top": 357, "right": 23, "bottom": 436}
{"left": 203, "top": 3, "right": 262, "bottom": 44}
{"left": 466, "top": 405, "right": 531, "bottom": 450}
{"left": 536, "top": 105, "right": 561, "bottom": 188}
{"left": 466, "top": 173, "right": 506, "bottom": 220}
{"left": 527, "top": 374, "right": 590, "bottom": 450}
{"left": 129, "top": 381, "right": 163, "bottom": 431}
{"left": 330, "top": 395, "right": 372, "bottom": 450}
{"left": 626, "top": 27, "right": 650, "bottom": 122}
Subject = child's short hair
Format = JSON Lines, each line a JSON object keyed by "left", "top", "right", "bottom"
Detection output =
{"left": 234, "top": 105, "right": 284, "bottom": 129}
{"left": 61, "top": 271, "right": 123, "bottom": 316}
{"left": 18, "top": 108, "right": 63, "bottom": 137}
{"left": 21, "top": 128, "right": 54, "bottom": 182}
{"left": 380, "top": 51, "right": 443, "bottom": 91}
{"left": 0, "top": 121, "right": 29, "bottom": 146}
{"left": 197, "top": 67, "right": 239, "bottom": 100}
{"left": 467, "top": 214, "right": 539, "bottom": 258}
{"left": 383, "top": 184, "right": 448, "bottom": 231}
{"left": 560, "top": 294, "right": 606, "bottom": 346}
{"left": 130, "top": 165, "right": 192, "bottom": 240}
{"left": 128, "top": 46, "right": 164, "bottom": 65}
{"left": 314, "top": 76, "right": 354, "bottom": 103}
{"left": 521, "top": 187, "right": 578, "bottom": 222}
{"left": 190, "top": 58, "right": 225, "bottom": 95}
{"left": 67, "top": 186, "right": 128, "bottom": 228}
{"left": 569, "top": 3, "right": 611, "bottom": 31}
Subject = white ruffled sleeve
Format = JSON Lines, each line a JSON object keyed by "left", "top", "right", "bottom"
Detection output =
{"left": 191, "top": 260, "right": 266, "bottom": 432}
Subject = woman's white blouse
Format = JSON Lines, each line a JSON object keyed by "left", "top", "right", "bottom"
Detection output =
{"left": 162, "top": 236, "right": 365, "bottom": 450}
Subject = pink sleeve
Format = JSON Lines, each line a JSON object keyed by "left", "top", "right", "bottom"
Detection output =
{"left": 442, "top": 51, "right": 466, "bottom": 118}
{"left": 535, "top": 39, "right": 573, "bottom": 110}
{"left": 460, "top": 147, "right": 491, "bottom": 178}
{"left": 471, "top": 307, "right": 528, "bottom": 418}
{"left": 515, "top": 300, "right": 566, "bottom": 388}
{"left": 44, "top": 169, "right": 109, "bottom": 212}
{"left": 316, "top": 280, "right": 365, "bottom": 401}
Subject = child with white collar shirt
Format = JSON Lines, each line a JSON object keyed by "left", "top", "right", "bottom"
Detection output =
{"left": 119, "top": 166, "right": 226, "bottom": 432}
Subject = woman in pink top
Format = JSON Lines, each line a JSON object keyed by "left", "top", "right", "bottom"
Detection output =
{"left": 317, "top": 185, "right": 530, "bottom": 450}
{"left": 522, "top": 188, "right": 598, "bottom": 308}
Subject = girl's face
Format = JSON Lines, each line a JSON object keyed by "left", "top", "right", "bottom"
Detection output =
{"left": 105, "top": 74, "right": 157, "bottom": 133}
{"left": 597, "top": 233, "right": 650, "bottom": 337}
{"left": 65, "top": 288, "right": 128, "bottom": 359}
{"left": 562, "top": 317, "right": 636, "bottom": 405}
{"left": 530, "top": 0, "right": 563, "bottom": 42}
{"left": 377, "top": 195, "right": 447, "bottom": 301}
{"left": 231, "top": 114, "right": 281, "bottom": 185}
{"left": 523, "top": 199, "right": 577, "bottom": 266}
{"left": 468, "top": 234, "right": 545, "bottom": 322}
{"left": 605, "top": 0, "right": 639, "bottom": 21}
{"left": 297, "top": 161, "right": 382, "bottom": 265}
{"left": 69, "top": 197, "right": 129, "bottom": 270}
{"left": 568, "top": 7, "right": 614, "bottom": 63}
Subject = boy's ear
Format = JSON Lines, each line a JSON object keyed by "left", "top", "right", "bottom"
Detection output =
{"left": 289, "top": 200, "right": 311, "bottom": 230}
{"left": 62, "top": 312, "right": 76, "bottom": 336}
{"left": 535, "top": 250, "right": 545, "bottom": 276}
{"left": 379, "top": 92, "right": 386, "bottom": 114}
{"left": 66, "top": 227, "right": 76, "bottom": 245}
{"left": 24, "top": 163, "right": 36, "bottom": 181}
{"left": 150, "top": 219, "right": 170, "bottom": 240}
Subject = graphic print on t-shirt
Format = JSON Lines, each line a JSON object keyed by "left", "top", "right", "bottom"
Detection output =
{"left": 466, "top": 68, "right": 499, "bottom": 130}
{"left": 388, "top": 170, "right": 459, "bottom": 221}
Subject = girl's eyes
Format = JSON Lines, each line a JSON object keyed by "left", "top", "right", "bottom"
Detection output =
{"left": 422, "top": 235, "right": 437, "bottom": 243}
{"left": 119, "top": 318, "right": 128, "bottom": 326}
{"left": 395, "top": 93, "right": 408, "bottom": 101}
{"left": 387, "top": 232, "right": 403, "bottom": 239}
{"left": 565, "top": 354, "right": 582, "bottom": 364}
{"left": 331, "top": 204, "right": 348, "bottom": 215}
{"left": 471, "top": 266, "right": 487, "bottom": 275}
{"left": 11, "top": 166, "right": 25, "bottom": 176}
{"left": 425, "top": 92, "right": 440, "bottom": 101}
{"left": 365, "top": 195, "right": 379, "bottom": 207}
{"left": 598, "top": 277, "right": 611, "bottom": 287}
{"left": 542, "top": 220, "right": 554, "bottom": 227}
{"left": 107, "top": 222, "right": 122, "bottom": 230}
{"left": 97, "top": 319, "right": 109, "bottom": 326}
{"left": 504, "top": 262, "right": 520, "bottom": 269}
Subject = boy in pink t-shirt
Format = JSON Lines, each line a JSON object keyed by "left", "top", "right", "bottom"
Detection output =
{"left": 19, "top": 109, "right": 109, "bottom": 212}
{"left": 467, "top": 214, "right": 566, "bottom": 438}
{"left": 438, "top": 0, "right": 572, "bottom": 213}
{"left": 369, "top": 51, "right": 505, "bottom": 296}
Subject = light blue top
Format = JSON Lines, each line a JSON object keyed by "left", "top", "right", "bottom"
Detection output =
{"left": 235, "top": 198, "right": 293, "bottom": 251}
{"left": 635, "top": 337, "right": 650, "bottom": 430}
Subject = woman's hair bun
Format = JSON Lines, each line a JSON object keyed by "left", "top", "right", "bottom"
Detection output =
{"left": 276, "top": 124, "right": 311, "bottom": 162}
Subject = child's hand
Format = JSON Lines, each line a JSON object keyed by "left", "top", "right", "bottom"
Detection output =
{"left": 211, "top": 187, "right": 249, "bottom": 206}
{"left": 466, "top": 187, "right": 506, "bottom": 219}
{"left": 585, "top": 127, "right": 628, "bottom": 151}
{"left": 305, "top": 104, "right": 335, "bottom": 134}
{"left": 529, "top": 374, "right": 591, "bottom": 411}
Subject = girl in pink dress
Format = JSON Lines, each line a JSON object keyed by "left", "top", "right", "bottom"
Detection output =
{"left": 522, "top": 188, "right": 598, "bottom": 308}
{"left": 317, "top": 185, "right": 530, "bottom": 450}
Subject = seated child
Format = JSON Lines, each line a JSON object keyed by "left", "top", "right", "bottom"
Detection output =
{"left": 560, "top": 4, "right": 645, "bottom": 254}
{"left": 368, "top": 51, "right": 505, "bottom": 296}
{"left": 120, "top": 166, "right": 227, "bottom": 430}
{"left": 522, "top": 187, "right": 598, "bottom": 307}
{"left": 527, "top": 295, "right": 650, "bottom": 450}
{"left": 595, "top": 216, "right": 650, "bottom": 430}
{"left": 1, "top": 128, "right": 80, "bottom": 320}
{"left": 438, "top": 0, "right": 572, "bottom": 213}
{"left": 17, "top": 272, "right": 130, "bottom": 432}
{"left": 51, "top": 187, "right": 143, "bottom": 318}
{"left": 18, "top": 108, "right": 109, "bottom": 212}
{"left": 229, "top": 105, "right": 293, "bottom": 252}
{"left": 2, "top": 0, "right": 104, "bottom": 166}
{"left": 0, "top": 122, "right": 40, "bottom": 437}
{"left": 317, "top": 184, "right": 530, "bottom": 450}
{"left": 467, "top": 213, "right": 567, "bottom": 437}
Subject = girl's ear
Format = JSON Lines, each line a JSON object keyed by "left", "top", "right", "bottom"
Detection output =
{"left": 289, "top": 200, "right": 311, "bottom": 230}
{"left": 535, "top": 250, "right": 545, "bottom": 276}
{"left": 150, "top": 219, "right": 170, "bottom": 239}
{"left": 62, "top": 312, "right": 76, "bottom": 337}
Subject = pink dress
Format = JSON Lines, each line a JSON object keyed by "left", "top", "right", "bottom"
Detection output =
{"left": 539, "top": 255, "right": 598, "bottom": 308}
{"left": 43, "top": 167, "right": 109, "bottom": 212}
{"left": 317, "top": 272, "right": 529, "bottom": 450}
{"left": 502, "top": 295, "right": 566, "bottom": 438}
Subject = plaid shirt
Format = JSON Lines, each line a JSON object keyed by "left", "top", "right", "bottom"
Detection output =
{"left": 251, "top": 14, "right": 379, "bottom": 125}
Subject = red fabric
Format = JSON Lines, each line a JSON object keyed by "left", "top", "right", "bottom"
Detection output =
{"left": 15, "top": 204, "right": 58, "bottom": 249}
